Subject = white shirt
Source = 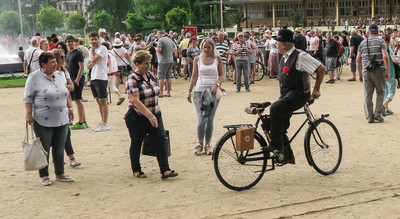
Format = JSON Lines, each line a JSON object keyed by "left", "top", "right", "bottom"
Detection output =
{"left": 89, "top": 45, "right": 108, "bottom": 80}
{"left": 107, "top": 51, "right": 118, "bottom": 73}
{"left": 24, "top": 46, "right": 40, "bottom": 72}
{"left": 269, "top": 38, "right": 278, "bottom": 54}
{"left": 112, "top": 47, "right": 129, "bottom": 66}
{"left": 283, "top": 47, "right": 321, "bottom": 74}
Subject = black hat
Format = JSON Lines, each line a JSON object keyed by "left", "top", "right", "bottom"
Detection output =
{"left": 369, "top": 24, "right": 379, "bottom": 32}
{"left": 275, "top": 29, "right": 294, "bottom": 42}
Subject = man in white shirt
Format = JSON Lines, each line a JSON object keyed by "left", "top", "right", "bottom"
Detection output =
{"left": 24, "top": 38, "right": 40, "bottom": 75}
{"left": 98, "top": 28, "right": 107, "bottom": 43}
{"left": 87, "top": 32, "right": 110, "bottom": 132}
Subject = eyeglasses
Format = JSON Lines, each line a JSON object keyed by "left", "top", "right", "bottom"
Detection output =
{"left": 238, "top": 35, "right": 244, "bottom": 37}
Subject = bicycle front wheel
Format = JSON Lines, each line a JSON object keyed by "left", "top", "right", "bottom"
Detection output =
{"left": 214, "top": 130, "right": 267, "bottom": 191}
{"left": 254, "top": 61, "right": 265, "bottom": 81}
{"left": 304, "top": 119, "right": 342, "bottom": 175}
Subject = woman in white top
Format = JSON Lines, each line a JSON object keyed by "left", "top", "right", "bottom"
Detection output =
{"left": 309, "top": 31, "right": 319, "bottom": 57}
{"left": 103, "top": 42, "right": 125, "bottom": 105}
{"left": 268, "top": 35, "right": 279, "bottom": 78}
{"left": 187, "top": 39, "right": 224, "bottom": 155}
{"left": 112, "top": 38, "right": 131, "bottom": 93}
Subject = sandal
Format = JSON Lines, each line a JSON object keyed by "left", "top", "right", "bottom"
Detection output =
{"left": 204, "top": 145, "right": 213, "bottom": 155}
{"left": 133, "top": 171, "right": 147, "bottom": 178}
{"left": 161, "top": 170, "right": 178, "bottom": 179}
{"left": 69, "top": 157, "right": 81, "bottom": 167}
{"left": 194, "top": 144, "right": 203, "bottom": 155}
{"left": 386, "top": 110, "right": 393, "bottom": 115}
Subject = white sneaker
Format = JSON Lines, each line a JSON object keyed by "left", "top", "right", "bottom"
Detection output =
{"left": 92, "top": 122, "right": 104, "bottom": 131}
{"left": 94, "top": 122, "right": 110, "bottom": 132}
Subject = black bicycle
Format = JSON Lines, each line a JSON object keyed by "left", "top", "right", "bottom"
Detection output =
{"left": 225, "top": 60, "right": 265, "bottom": 82}
{"left": 213, "top": 99, "right": 342, "bottom": 191}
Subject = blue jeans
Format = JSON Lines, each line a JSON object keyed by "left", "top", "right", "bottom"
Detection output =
{"left": 33, "top": 121, "right": 68, "bottom": 177}
{"left": 193, "top": 92, "right": 220, "bottom": 144}
{"left": 235, "top": 59, "right": 250, "bottom": 91}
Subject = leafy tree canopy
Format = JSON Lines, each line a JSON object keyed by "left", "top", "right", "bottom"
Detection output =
{"left": 66, "top": 13, "right": 86, "bottom": 31}
{"left": 87, "top": 0, "right": 133, "bottom": 32}
{"left": 36, "top": 6, "right": 65, "bottom": 32}
{"left": 165, "top": 7, "right": 188, "bottom": 30}
{"left": 92, "top": 10, "right": 114, "bottom": 32}
{"left": 0, "top": 10, "right": 21, "bottom": 36}
{"left": 125, "top": 13, "right": 145, "bottom": 33}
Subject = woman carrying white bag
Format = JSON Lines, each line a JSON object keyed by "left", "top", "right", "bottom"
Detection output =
{"left": 23, "top": 52, "right": 74, "bottom": 186}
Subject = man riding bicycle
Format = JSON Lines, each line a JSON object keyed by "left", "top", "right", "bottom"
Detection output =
{"left": 262, "top": 29, "right": 325, "bottom": 164}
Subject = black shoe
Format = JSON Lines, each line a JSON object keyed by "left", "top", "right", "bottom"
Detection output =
{"left": 284, "top": 148, "right": 296, "bottom": 164}
{"left": 261, "top": 145, "right": 275, "bottom": 152}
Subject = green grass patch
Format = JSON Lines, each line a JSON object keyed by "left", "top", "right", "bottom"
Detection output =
{"left": 0, "top": 78, "right": 26, "bottom": 88}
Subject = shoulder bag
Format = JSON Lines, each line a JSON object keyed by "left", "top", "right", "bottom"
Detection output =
{"left": 113, "top": 49, "right": 132, "bottom": 71}
{"left": 26, "top": 49, "right": 37, "bottom": 74}
{"left": 22, "top": 124, "right": 48, "bottom": 171}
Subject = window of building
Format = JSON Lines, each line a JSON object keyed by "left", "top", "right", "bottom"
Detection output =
{"left": 276, "top": 3, "right": 291, "bottom": 17}
{"left": 248, "top": 4, "right": 264, "bottom": 19}
{"left": 266, "top": 5, "right": 273, "bottom": 18}
{"left": 359, "top": 0, "right": 370, "bottom": 15}
{"left": 307, "top": 2, "right": 322, "bottom": 17}
{"left": 395, "top": 0, "right": 400, "bottom": 14}
{"left": 296, "top": 3, "right": 304, "bottom": 16}
{"left": 339, "top": 1, "right": 354, "bottom": 16}
{"left": 326, "top": 2, "right": 336, "bottom": 16}
{"left": 375, "top": 0, "right": 388, "bottom": 15}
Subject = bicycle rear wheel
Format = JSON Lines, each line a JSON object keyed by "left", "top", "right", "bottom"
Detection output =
{"left": 254, "top": 61, "right": 265, "bottom": 81}
{"left": 304, "top": 119, "right": 342, "bottom": 175}
{"left": 214, "top": 130, "right": 267, "bottom": 191}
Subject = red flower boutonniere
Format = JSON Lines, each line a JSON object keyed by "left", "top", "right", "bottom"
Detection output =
{"left": 283, "top": 66, "right": 290, "bottom": 75}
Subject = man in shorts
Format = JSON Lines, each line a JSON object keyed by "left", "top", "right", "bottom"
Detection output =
{"left": 324, "top": 32, "right": 340, "bottom": 84}
{"left": 87, "top": 32, "right": 110, "bottom": 132}
{"left": 156, "top": 31, "right": 176, "bottom": 97}
{"left": 66, "top": 35, "right": 88, "bottom": 129}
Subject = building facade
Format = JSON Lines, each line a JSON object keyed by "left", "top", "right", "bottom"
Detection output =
{"left": 214, "top": 0, "right": 400, "bottom": 28}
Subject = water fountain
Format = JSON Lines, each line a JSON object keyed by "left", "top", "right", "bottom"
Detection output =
{"left": 0, "top": 44, "right": 24, "bottom": 74}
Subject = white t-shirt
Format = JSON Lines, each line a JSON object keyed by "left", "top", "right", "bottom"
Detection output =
{"left": 24, "top": 46, "right": 41, "bottom": 72}
{"left": 309, "top": 37, "right": 319, "bottom": 51}
{"left": 89, "top": 45, "right": 108, "bottom": 80}
{"left": 269, "top": 38, "right": 278, "bottom": 54}
{"left": 107, "top": 52, "right": 118, "bottom": 73}
{"left": 112, "top": 47, "right": 129, "bottom": 66}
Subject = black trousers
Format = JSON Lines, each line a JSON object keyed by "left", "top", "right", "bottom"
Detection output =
{"left": 125, "top": 109, "right": 170, "bottom": 174}
{"left": 270, "top": 90, "right": 310, "bottom": 150}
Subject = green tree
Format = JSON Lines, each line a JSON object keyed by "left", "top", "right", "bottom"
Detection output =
{"left": 134, "top": 0, "right": 189, "bottom": 21}
{"left": 228, "top": 11, "right": 248, "bottom": 30}
{"left": 165, "top": 7, "right": 188, "bottom": 30}
{"left": 290, "top": 10, "right": 303, "bottom": 28}
{"left": 125, "top": 13, "right": 145, "bottom": 33}
{"left": 92, "top": 10, "right": 114, "bottom": 32}
{"left": 87, "top": 0, "right": 133, "bottom": 32}
{"left": 0, "top": 10, "right": 21, "bottom": 35}
{"left": 36, "top": 6, "right": 65, "bottom": 32}
{"left": 66, "top": 13, "right": 86, "bottom": 31}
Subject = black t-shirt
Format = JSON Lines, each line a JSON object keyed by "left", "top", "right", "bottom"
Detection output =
{"left": 325, "top": 40, "right": 340, "bottom": 57}
{"left": 341, "top": 36, "right": 349, "bottom": 47}
{"left": 350, "top": 34, "right": 363, "bottom": 54}
{"left": 66, "top": 49, "right": 84, "bottom": 80}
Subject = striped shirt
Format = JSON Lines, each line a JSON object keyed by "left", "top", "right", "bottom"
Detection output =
{"left": 358, "top": 35, "right": 387, "bottom": 71}
{"left": 126, "top": 72, "right": 160, "bottom": 115}
{"left": 216, "top": 41, "right": 229, "bottom": 64}
{"left": 232, "top": 42, "right": 251, "bottom": 60}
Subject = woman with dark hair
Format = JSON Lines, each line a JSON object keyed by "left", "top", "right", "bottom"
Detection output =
{"left": 56, "top": 41, "right": 68, "bottom": 55}
{"left": 187, "top": 37, "right": 200, "bottom": 80}
{"left": 24, "top": 52, "right": 74, "bottom": 186}
{"left": 125, "top": 50, "right": 178, "bottom": 179}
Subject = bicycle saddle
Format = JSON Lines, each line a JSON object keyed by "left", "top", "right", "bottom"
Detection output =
{"left": 249, "top": 102, "right": 271, "bottom": 109}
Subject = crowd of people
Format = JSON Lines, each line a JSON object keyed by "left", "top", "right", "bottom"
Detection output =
{"left": 19, "top": 19, "right": 399, "bottom": 185}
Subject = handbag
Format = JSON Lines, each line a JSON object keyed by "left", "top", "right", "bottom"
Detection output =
{"left": 216, "top": 87, "right": 224, "bottom": 100}
{"left": 26, "top": 49, "right": 37, "bottom": 75}
{"left": 142, "top": 130, "right": 171, "bottom": 157}
{"left": 22, "top": 124, "right": 48, "bottom": 171}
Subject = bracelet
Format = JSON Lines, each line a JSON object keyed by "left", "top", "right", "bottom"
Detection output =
{"left": 187, "top": 92, "right": 192, "bottom": 95}
{"left": 68, "top": 107, "right": 74, "bottom": 111}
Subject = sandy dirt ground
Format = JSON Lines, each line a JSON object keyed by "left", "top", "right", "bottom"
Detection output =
{"left": 1, "top": 66, "right": 400, "bottom": 218}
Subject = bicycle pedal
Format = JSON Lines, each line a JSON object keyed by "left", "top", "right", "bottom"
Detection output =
{"left": 273, "top": 150, "right": 285, "bottom": 163}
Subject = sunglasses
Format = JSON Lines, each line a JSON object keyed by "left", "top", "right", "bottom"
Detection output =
{"left": 238, "top": 35, "right": 244, "bottom": 37}
{"left": 60, "top": 56, "right": 66, "bottom": 58}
